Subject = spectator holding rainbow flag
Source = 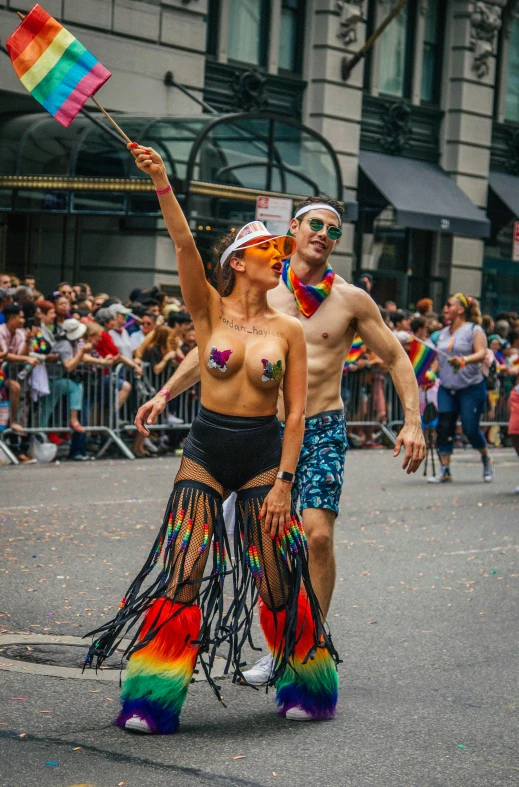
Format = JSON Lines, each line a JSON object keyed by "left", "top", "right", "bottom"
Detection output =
{"left": 427, "top": 294, "right": 492, "bottom": 484}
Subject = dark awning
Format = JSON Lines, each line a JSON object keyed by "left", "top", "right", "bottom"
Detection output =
{"left": 488, "top": 171, "right": 519, "bottom": 217}
{"left": 359, "top": 151, "right": 490, "bottom": 238}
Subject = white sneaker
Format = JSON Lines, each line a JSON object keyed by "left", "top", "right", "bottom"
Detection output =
{"left": 285, "top": 706, "right": 314, "bottom": 721}
{"left": 427, "top": 469, "right": 452, "bottom": 483}
{"left": 143, "top": 437, "right": 158, "bottom": 454}
{"left": 167, "top": 414, "right": 184, "bottom": 425}
{"left": 124, "top": 715, "right": 152, "bottom": 734}
{"left": 240, "top": 653, "right": 274, "bottom": 685}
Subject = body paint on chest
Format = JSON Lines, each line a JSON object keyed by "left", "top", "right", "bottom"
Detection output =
{"left": 261, "top": 359, "right": 282, "bottom": 383}
{"left": 208, "top": 347, "right": 232, "bottom": 373}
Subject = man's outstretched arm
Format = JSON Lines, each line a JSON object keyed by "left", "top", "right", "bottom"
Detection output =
{"left": 134, "top": 347, "right": 201, "bottom": 435}
{"left": 354, "top": 290, "right": 425, "bottom": 473}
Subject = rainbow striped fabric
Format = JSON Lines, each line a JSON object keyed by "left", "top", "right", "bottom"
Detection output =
{"left": 344, "top": 336, "right": 365, "bottom": 367}
{"left": 408, "top": 338, "right": 436, "bottom": 385}
{"left": 282, "top": 260, "right": 335, "bottom": 318}
{"left": 7, "top": 4, "right": 111, "bottom": 127}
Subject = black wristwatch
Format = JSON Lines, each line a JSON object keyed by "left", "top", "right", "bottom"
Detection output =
{"left": 276, "top": 470, "right": 294, "bottom": 483}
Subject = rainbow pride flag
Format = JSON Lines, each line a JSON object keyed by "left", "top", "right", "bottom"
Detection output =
{"left": 7, "top": 4, "right": 111, "bottom": 127}
{"left": 344, "top": 336, "right": 365, "bottom": 367}
{"left": 408, "top": 338, "right": 436, "bottom": 385}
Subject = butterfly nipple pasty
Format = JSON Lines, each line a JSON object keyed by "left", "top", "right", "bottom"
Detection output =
{"left": 208, "top": 347, "right": 232, "bottom": 373}
{"left": 261, "top": 359, "right": 282, "bottom": 383}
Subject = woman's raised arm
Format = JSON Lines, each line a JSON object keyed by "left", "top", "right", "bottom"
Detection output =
{"left": 128, "top": 143, "right": 217, "bottom": 320}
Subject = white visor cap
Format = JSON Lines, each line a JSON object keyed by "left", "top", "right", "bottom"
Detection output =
{"left": 220, "top": 221, "right": 296, "bottom": 267}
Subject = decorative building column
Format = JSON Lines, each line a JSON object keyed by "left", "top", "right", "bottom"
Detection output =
{"left": 440, "top": 0, "right": 505, "bottom": 297}
{"left": 304, "top": 0, "right": 367, "bottom": 281}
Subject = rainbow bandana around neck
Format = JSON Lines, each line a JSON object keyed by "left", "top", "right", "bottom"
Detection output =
{"left": 282, "top": 260, "right": 335, "bottom": 318}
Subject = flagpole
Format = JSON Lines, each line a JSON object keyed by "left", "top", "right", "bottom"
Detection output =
{"left": 16, "top": 11, "right": 131, "bottom": 145}
{"left": 411, "top": 334, "right": 451, "bottom": 359}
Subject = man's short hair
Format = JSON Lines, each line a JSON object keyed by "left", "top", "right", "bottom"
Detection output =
{"left": 14, "top": 285, "right": 33, "bottom": 302}
{"left": 393, "top": 311, "right": 408, "bottom": 325}
{"left": 410, "top": 316, "right": 426, "bottom": 333}
{"left": 141, "top": 298, "right": 159, "bottom": 308}
{"left": 168, "top": 311, "right": 192, "bottom": 328}
{"left": 295, "top": 196, "right": 344, "bottom": 223}
{"left": 3, "top": 303, "right": 23, "bottom": 320}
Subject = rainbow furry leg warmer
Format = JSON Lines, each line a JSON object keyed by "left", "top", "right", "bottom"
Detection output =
{"left": 259, "top": 594, "right": 338, "bottom": 719}
{"left": 116, "top": 598, "right": 201, "bottom": 734}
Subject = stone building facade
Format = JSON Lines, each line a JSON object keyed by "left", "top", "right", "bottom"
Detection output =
{"left": 1, "top": 0, "right": 518, "bottom": 312}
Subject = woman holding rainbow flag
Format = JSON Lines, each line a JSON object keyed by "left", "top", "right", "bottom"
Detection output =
{"left": 428, "top": 293, "right": 493, "bottom": 484}
{"left": 85, "top": 143, "right": 339, "bottom": 734}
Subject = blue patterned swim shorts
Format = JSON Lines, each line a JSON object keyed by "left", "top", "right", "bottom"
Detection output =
{"left": 279, "top": 409, "right": 348, "bottom": 516}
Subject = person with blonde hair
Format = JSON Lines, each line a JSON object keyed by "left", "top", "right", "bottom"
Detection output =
{"left": 428, "top": 293, "right": 493, "bottom": 483}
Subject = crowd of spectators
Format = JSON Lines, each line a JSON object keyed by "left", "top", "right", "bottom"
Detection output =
{"left": 346, "top": 282, "right": 519, "bottom": 450}
{"left": 1, "top": 269, "right": 518, "bottom": 463}
{"left": 0, "top": 272, "right": 193, "bottom": 463}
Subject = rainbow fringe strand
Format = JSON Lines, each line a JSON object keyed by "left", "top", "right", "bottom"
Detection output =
{"left": 116, "top": 599, "right": 201, "bottom": 734}
{"left": 260, "top": 594, "right": 339, "bottom": 719}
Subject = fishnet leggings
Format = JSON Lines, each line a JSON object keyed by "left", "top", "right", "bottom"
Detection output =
{"left": 167, "top": 457, "right": 289, "bottom": 609}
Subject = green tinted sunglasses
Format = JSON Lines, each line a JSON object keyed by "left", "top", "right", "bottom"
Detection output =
{"left": 307, "top": 217, "right": 342, "bottom": 240}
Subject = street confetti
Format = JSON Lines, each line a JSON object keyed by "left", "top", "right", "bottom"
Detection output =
{"left": 45, "top": 761, "right": 59, "bottom": 766}
{"left": 40, "top": 710, "right": 52, "bottom": 713}
{"left": 19, "top": 733, "right": 28, "bottom": 738}
{"left": 272, "top": 772, "right": 278, "bottom": 776}
{"left": 457, "top": 744, "right": 467, "bottom": 749}
{"left": 232, "top": 755, "right": 245, "bottom": 759}
{"left": 118, "top": 783, "right": 127, "bottom": 786}
{"left": 73, "top": 747, "right": 83, "bottom": 751}
{"left": 12, "top": 697, "right": 27, "bottom": 701}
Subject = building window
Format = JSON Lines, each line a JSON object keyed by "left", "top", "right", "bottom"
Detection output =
{"left": 278, "top": 0, "right": 304, "bottom": 73}
{"left": 421, "top": 0, "right": 442, "bottom": 103}
{"left": 378, "top": 0, "right": 412, "bottom": 97}
{"left": 228, "top": 0, "right": 269, "bottom": 66}
{"left": 504, "top": 17, "right": 519, "bottom": 122}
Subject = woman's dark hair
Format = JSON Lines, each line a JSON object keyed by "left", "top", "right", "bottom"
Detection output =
{"left": 212, "top": 229, "right": 244, "bottom": 297}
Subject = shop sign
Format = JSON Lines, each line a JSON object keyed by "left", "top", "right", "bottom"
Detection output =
{"left": 513, "top": 222, "right": 519, "bottom": 261}
{"left": 256, "top": 196, "right": 293, "bottom": 236}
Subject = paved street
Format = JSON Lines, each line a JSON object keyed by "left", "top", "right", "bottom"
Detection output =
{"left": 0, "top": 449, "right": 518, "bottom": 787}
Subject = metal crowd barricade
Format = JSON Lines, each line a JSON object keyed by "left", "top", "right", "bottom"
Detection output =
{"left": 382, "top": 371, "right": 513, "bottom": 433}
{"left": 0, "top": 360, "right": 134, "bottom": 465}
{"left": 341, "top": 368, "right": 399, "bottom": 444}
{"left": 1, "top": 359, "right": 514, "bottom": 465}
{"left": 114, "top": 361, "right": 200, "bottom": 438}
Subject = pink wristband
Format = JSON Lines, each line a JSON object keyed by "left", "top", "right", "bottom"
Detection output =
{"left": 158, "top": 387, "right": 171, "bottom": 401}
{"left": 155, "top": 184, "right": 172, "bottom": 197}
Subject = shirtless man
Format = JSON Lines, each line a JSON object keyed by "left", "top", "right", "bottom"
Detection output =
{"left": 135, "top": 196, "right": 425, "bottom": 678}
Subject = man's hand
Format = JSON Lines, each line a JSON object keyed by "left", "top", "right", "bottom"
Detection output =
{"left": 134, "top": 394, "right": 168, "bottom": 436}
{"left": 25, "top": 356, "right": 40, "bottom": 367}
{"left": 393, "top": 421, "right": 426, "bottom": 474}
